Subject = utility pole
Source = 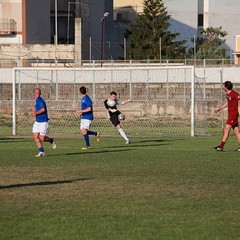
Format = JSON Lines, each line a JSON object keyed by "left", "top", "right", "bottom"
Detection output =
{"left": 100, "top": 12, "right": 110, "bottom": 67}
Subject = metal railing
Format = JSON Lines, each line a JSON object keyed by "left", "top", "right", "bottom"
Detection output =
{"left": 0, "top": 58, "right": 237, "bottom": 68}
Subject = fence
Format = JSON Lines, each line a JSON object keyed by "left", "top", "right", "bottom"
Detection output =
{"left": 6, "top": 66, "right": 211, "bottom": 137}
{"left": 0, "top": 57, "right": 236, "bottom": 68}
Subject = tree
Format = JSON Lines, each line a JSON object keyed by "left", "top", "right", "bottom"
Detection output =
{"left": 125, "top": 0, "right": 186, "bottom": 60}
{"left": 189, "top": 26, "right": 227, "bottom": 59}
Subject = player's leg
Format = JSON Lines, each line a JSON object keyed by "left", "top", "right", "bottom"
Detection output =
{"left": 232, "top": 124, "right": 240, "bottom": 150}
{"left": 41, "top": 122, "right": 56, "bottom": 149}
{"left": 87, "top": 123, "right": 100, "bottom": 142}
{"left": 116, "top": 124, "right": 130, "bottom": 144}
{"left": 33, "top": 121, "right": 45, "bottom": 156}
{"left": 81, "top": 120, "right": 91, "bottom": 149}
{"left": 33, "top": 132, "right": 42, "bottom": 148}
{"left": 81, "top": 128, "right": 90, "bottom": 149}
{"left": 33, "top": 133, "right": 45, "bottom": 156}
{"left": 110, "top": 114, "right": 130, "bottom": 144}
{"left": 44, "top": 136, "right": 56, "bottom": 149}
{"left": 214, "top": 124, "right": 232, "bottom": 151}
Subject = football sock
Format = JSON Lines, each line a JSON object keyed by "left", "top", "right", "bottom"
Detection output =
{"left": 118, "top": 128, "right": 128, "bottom": 141}
{"left": 83, "top": 134, "right": 90, "bottom": 147}
{"left": 87, "top": 130, "right": 97, "bottom": 136}
{"left": 39, "top": 147, "right": 44, "bottom": 152}
{"left": 49, "top": 138, "right": 54, "bottom": 144}
{"left": 220, "top": 141, "right": 225, "bottom": 148}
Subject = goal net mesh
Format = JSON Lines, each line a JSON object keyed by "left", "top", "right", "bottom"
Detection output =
{"left": 13, "top": 67, "right": 208, "bottom": 136}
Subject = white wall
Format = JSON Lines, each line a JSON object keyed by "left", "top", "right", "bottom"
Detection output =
{"left": 0, "top": 67, "right": 239, "bottom": 84}
{"left": 165, "top": 0, "right": 198, "bottom": 49}
{"left": 206, "top": 0, "right": 240, "bottom": 55}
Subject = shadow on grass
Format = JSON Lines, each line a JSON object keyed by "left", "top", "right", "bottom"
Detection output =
{"left": 0, "top": 138, "right": 32, "bottom": 143}
{"left": 0, "top": 178, "right": 89, "bottom": 190}
{"left": 134, "top": 138, "right": 187, "bottom": 143}
{"left": 103, "top": 142, "right": 171, "bottom": 149}
{"left": 102, "top": 137, "right": 188, "bottom": 149}
{"left": 54, "top": 148, "right": 133, "bottom": 156}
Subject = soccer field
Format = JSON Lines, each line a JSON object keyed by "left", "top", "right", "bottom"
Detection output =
{"left": 0, "top": 136, "right": 240, "bottom": 240}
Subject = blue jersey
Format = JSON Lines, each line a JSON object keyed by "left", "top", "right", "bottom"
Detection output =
{"left": 81, "top": 95, "right": 93, "bottom": 120}
{"left": 35, "top": 96, "right": 48, "bottom": 122}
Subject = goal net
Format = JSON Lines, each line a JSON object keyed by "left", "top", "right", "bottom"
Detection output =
{"left": 12, "top": 66, "right": 208, "bottom": 136}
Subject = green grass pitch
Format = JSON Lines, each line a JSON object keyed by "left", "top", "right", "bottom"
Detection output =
{"left": 0, "top": 135, "right": 240, "bottom": 240}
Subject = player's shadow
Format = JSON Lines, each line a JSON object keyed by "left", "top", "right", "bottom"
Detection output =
{"left": 104, "top": 141, "right": 170, "bottom": 149}
{"left": 105, "top": 143, "right": 170, "bottom": 151}
{"left": 134, "top": 138, "right": 187, "bottom": 143}
{"left": 104, "top": 138, "right": 187, "bottom": 149}
{"left": 0, "top": 178, "right": 89, "bottom": 190}
{"left": 63, "top": 148, "right": 132, "bottom": 156}
{"left": 134, "top": 139, "right": 167, "bottom": 143}
{"left": 0, "top": 138, "right": 32, "bottom": 143}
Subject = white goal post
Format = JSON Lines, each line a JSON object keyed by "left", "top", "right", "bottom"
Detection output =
{"left": 12, "top": 66, "right": 206, "bottom": 137}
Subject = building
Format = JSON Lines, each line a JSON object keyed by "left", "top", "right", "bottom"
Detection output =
{"left": 1, "top": 0, "right": 239, "bottom": 62}
{"left": 113, "top": 0, "right": 240, "bottom": 59}
{"left": 0, "top": 0, "right": 20, "bottom": 43}
{"left": 0, "top": 0, "right": 113, "bottom": 63}
{"left": 233, "top": 35, "right": 240, "bottom": 64}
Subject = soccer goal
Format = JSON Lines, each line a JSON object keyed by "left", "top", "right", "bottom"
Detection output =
{"left": 12, "top": 66, "right": 208, "bottom": 136}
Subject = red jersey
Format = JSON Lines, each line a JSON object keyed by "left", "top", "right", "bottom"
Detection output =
{"left": 227, "top": 90, "right": 240, "bottom": 115}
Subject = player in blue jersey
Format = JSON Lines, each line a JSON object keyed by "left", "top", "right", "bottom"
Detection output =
{"left": 104, "top": 91, "right": 131, "bottom": 144}
{"left": 29, "top": 88, "right": 56, "bottom": 157}
{"left": 76, "top": 86, "right": 100, "bottom": 149}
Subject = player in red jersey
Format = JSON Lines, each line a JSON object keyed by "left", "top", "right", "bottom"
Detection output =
{"left": 214, "top": 81, "right": 240, "bottom": 151}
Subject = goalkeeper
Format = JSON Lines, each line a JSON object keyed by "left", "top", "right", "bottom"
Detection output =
{"left": 104, "top": 91, "right": 131, "bottom": 144}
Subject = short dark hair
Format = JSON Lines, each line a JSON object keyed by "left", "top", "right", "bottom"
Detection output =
{"left": 224, "top": 81, "right": 233, "bottom": 90}
{"left": 80, "top": 86, "right": 86, "bottom": 94}
{"left": 110, "top": 91, "right": 117, "bottom": 96}
{"left": 34, "top": 87, "right": 41, "bottom": 95}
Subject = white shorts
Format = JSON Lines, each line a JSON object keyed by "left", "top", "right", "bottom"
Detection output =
{"left": 32, "top": 121, "right": 49, "bottom": 136}
{"left": 80, "top": 119, "right": 92, "bottom": 130}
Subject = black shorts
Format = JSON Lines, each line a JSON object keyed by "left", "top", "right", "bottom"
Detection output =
{"left": 109, "top": 111, "right": 121, "bottom": 127}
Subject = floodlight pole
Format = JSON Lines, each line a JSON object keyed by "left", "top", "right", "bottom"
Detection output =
{"left": 55, "top": 0, "right": 58, "bottom": 45}
{"left": 55, "top": 0, "right": 58, "bottom": 66}
{"left": 100, "top": 12, "right": 110, "bottom": 67}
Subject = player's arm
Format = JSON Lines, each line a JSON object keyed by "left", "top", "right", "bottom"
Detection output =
{"left": 76, "top": 106, "right": 92, "bottom": 115}
{"left": 104, "top": 99, "right": 109, "bottom": 109}
{"left": 82, "top": 106, "right": 92, "bottom": 113}
{"left": 215, "top": 101, "right": 228, "bottom": 113}
{"left": 36, "top": 108, "right": 45, "bottom": 115}
{"left": 104, "top": 100, "right": 116, "bottom": 116}
{"left": 29, "top": 107, "right": 45, "bottom": 117}
{"left": 121, "top": 99, "right": 132, "bottom": 105}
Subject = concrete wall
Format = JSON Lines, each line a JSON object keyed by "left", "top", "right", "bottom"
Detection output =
{"left": 0, "top": 44, "right": 75, "bottom": 63}
{"left": 0, "top": 66, "right": 239, "bottom": 84}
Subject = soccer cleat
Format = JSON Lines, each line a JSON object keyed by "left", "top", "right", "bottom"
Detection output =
{"left": 96, "top": 132, "right": 100, "bottom": 142}
{"left": 51, "top": 138, "right": 56, "bottom": 149}
{"left": 235, "top": 148, "right": 240, "bottom": 152}
{"left": 126, "top": 140, "right": 131, "bottom": 144}
{"left": 35, "top": 151, "right": 46, "bottom": 157}
{"left": 81, "top": 146, "right": 91, "bottom": 150}
{"left": 213, "top": 146, "right": 223, "bottom": 151}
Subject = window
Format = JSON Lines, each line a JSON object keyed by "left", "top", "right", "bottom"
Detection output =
{"left": 198, "top": 14, "right": 203, "bottom": 27}
{"left": 117, "top": 13, "right": 122, "bottom": 22}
